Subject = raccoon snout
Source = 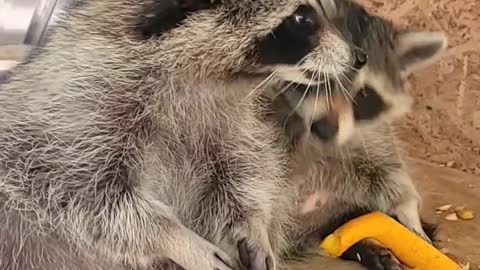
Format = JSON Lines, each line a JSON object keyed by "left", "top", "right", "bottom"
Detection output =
{"left": 353, "top": 48, "right": 368, "bottom": 69}
{"left": 311, "top": 116, "right": 338, "bottom": 142}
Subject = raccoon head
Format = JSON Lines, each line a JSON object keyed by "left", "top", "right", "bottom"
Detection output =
{"left": 277, "top": 1, "right": 447, "bottom": 146}
{"left": 72, "top": 0, "right": 366, "bottom": 90}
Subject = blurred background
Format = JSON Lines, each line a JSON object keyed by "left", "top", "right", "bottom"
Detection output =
{"left": 0, "top": 0, "right": 479, "bottom": 267}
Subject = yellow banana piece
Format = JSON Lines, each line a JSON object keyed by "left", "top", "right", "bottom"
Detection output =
{"left": 320, "top": 212, "right": 462, "bottom": 270}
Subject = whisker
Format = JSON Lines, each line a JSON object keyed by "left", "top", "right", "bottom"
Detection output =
{"left": 338, "top": 61, "right": 360, "bottom": 72}
{"left": 282, "top": 67, "right": 317, "bottom": 129}
{"left": 325, "top": 71, "right": 333, "bottom": 112}
{"left": 304, "top": 65, "right": 322, "bottom": 141}
{"left": 282, "top": 87, "right": 308, "bottom": 130}
{"left": 339, "top": 71, "right": 354, "bottom": 84}
{"left": 296, "top": 53, "right": 312, "bottom": 66}
{"left": 272, "top": 52, "right": 323, "bottom": 100}
{"left": 322, "top": 70, "right": 329, "bottom": 112}
{"left": 335, "top": 73, "right": 355, "bottom": 103}
{"left": 307, "top": 74, "right": 321, "bottom": 141}
{"left": 247, "top": 71, "right": 278, "bottom": 98}
{"left": 337, "top": 81, "right": 350, "bottom": 102}
{"left": 272, "top": 68, "right": 311, "bottom": 100}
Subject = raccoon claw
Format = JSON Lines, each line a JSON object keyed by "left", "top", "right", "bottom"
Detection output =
{"left": 342, "top": 241, "right": 404, "bottom": 270}
{"left": 237, "top": 238, "right": 274, "bottom": 270}
{"left": 172, "top": 228, "right": 235, "bottom": 270}
{"left": 375, "top": 250, "right": 404, "bottom": 270}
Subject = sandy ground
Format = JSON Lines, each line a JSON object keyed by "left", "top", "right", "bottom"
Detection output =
{"left": 409, "top": 158, "right": 479, "bottom": 268}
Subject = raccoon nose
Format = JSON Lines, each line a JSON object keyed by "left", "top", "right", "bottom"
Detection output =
{"left": 353, "top": 49, "right": 368, "bottom": 69}
{"left": 311, "top": 117, "right": 338, "bottom": 142}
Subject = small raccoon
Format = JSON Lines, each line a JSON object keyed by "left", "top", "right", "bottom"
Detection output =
{"left": 263, "top": 0, "right": 447, "bottom": 269}
{"left": 0, "top": 0, "right": 366, "bottom": 270}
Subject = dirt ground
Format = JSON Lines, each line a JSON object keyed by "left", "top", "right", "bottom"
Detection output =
{"left": 358, "top": 0, "right": 480, "bottom": 267}
{"left": 409, "top": 158, "right": 479, "bottom": 268}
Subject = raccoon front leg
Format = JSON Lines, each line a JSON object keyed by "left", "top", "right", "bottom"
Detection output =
{"left": 349, "top": 134, "right": 430, "bottom": 243}
{"left": 63, "top": 191, "right": 235, "bottom": 270}
{"left": 388, "top": 171, "right": 431, "bottom": 243}
{"left": 235, "top": 219, "right": 276, "bottom": 270}
{"left": 363, "top": 165, "right": 431, "bottom": 244}
{"left": 233, "top": 186, "right": 293, "bottom": 270}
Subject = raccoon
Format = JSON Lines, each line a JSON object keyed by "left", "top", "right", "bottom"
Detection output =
{"left": 0, "top": 0, "right": 366, "bottom": 270}
{"left": 262, "top": 0, "right": 447, "bottom": 269}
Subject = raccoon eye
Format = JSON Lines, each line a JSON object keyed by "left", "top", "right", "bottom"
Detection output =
{"left": 294, "top": 14, "right": 314, "bottom": 26}
{"left": 352, "top": 85, "right": 387, "bottom": 121}
{"left": 288, "top": 6, "right": 320, "bottom": 35}
{"left": 253, "top": 5, "right": 320, "bottom": 65}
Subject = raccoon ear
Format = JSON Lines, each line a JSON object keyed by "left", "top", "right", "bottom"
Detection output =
{"left": 139, "top": 0, "right": 217, "bottom": 38}
{"left": 395, "top": 31, "right": 448, "bottom": 78}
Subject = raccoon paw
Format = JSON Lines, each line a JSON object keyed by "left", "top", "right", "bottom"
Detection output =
{"left": 184, "top": 241, "right": 235, "bottom": 270}
{"left": 237, "top": 238, "right": 275, "bottom": 270}
{"left": 342, "top": 241, "right": 404, "bottom": 270}
{"left": 153, "top": 259, "right": 185, "bottom": 270}
{"left": 169, "top": 228, "right": 236, "bottom": 270}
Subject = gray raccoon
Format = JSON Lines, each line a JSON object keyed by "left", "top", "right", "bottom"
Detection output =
{"left": 0, "top": 0, "right": 364, "bottom": 270}
{"left": 264, "top": 0, "right": 447, "bottom": 268}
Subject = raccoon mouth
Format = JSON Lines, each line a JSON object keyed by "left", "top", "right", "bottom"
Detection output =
{"left": 293, "top": 69, "right": 356, "bottom": 96}
{"left": 283, "top": 77, "right": 337, "bottom": 96}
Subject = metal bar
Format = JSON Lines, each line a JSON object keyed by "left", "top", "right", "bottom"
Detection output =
{"left": 23, "top": 0, "right": 59, "bottom": 45}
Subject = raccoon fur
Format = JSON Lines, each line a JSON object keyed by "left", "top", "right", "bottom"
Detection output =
{"left": 0, "top": 0, "right": 364, "bottom": 270}
{"left": 261, "top": 0, "right": 447, "bottom": 269}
